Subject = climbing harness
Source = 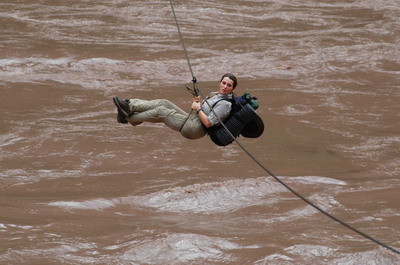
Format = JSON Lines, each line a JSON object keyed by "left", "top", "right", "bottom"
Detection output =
{"left": 168, "top": 0, "right": 400, "bottom": 255}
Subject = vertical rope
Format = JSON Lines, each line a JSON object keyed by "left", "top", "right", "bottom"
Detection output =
{"left": 169, "top": 0, "right": 196, "bottom": 83}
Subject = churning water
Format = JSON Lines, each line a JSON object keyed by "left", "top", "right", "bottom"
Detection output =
{"left": 0, "top": 0, "right": 399, "bottom": 264}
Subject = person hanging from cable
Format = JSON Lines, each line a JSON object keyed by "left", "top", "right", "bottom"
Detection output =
{"left": 113, "top": 73, "right": 264, "bottom": 145}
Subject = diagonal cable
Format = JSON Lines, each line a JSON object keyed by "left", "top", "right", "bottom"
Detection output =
{"left": 168, "top": 0, "right": 400, "bottom": 255}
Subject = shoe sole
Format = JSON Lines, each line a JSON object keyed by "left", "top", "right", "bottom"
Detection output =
{"left": 113, "top": 96, "right": 129, "bottom": 117}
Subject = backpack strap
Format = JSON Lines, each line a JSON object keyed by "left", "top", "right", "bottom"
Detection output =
{"left": 210, "top": 98, "right": 233, "bottom": 110}
{"left": 203, "top": 98, "right": 235, "bottom": 130}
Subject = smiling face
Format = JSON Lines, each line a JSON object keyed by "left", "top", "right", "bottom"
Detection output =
{"left": 219, "top": 77, "right": 235, "bottom": 95}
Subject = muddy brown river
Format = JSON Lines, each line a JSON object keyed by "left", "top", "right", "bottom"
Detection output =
{"left": 1, "top": 0, "right": 399, "bottom": 264}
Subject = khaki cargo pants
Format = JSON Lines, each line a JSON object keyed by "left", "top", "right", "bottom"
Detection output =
{"left": 127, "top": 99, "right": 206, "bottom": 139}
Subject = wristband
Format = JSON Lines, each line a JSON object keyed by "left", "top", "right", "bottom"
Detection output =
{"left": 197, "top": 107, "right": 203, "bottom": 113}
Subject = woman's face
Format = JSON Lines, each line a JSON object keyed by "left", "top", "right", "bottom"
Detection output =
{"left": 219, "top": 77, "right": 235, "bottom": 95}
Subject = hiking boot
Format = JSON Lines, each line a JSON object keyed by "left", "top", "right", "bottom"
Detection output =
{"left": 113, "top": 96, "right": 132, "bottom": 118}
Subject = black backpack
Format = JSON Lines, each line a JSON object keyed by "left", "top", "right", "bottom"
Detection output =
{"left": 205, "top": 93, "right": 264, "bottom": 146}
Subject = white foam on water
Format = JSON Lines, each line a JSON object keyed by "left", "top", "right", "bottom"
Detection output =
{"left": 7, "top": 224, "right": 34, "bottom": 230}
{"left": 254, "top": 253, "right": 294, "bottom": 264}
{"left": 119, "top": 233, "right": 239, "bottom": 264}
{"left": 334, "top": 249, "right": 400, "bottom": 265}
{"left": 1, "top": 241, "right": 100, "bottom": 265}
{"left": 121, "top": 177, "right": 285, "bottom": 214}
{"left": 46, "top": 175, "right": 347, "bottom": 215}
{"left": 120, "top": 175, "right": 346, "bottom": 214}
{"left": 0, "top": 134, "right": 24, "bottom": 147}
{"left": 336, "top": 136, "right": 400, "bottom": 161}
{"left": 261, "top": 205, "right": 321, "bottom": 225}
{"left": 0, "top": 169, "right": 83, "bottom": 186}
{"left": 288, "top": 175, "right": 347, "bottom": 186}
{"left": 285, "top": 244, "right": 337, "bottom": 258}
{"left": 46, "top": 177, "right": 280, "bottom": 212}
{"left": 278, "top": 105, "right": 314, "bottom": 116}
{"left": 47, "top": 198, "right": 117, "bottom": 211}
